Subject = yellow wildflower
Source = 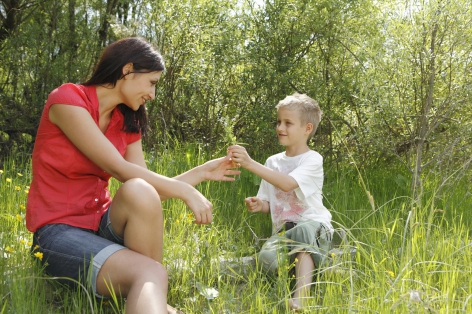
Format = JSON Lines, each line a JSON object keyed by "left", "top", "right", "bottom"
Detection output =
{"left": 16, "top": 214, "right": 22, "bottom": 222}
{"left": 176, "top": 219, "right": 180, "bottom": 224}
{"left": 330, "top": 252, "right": 335, "bottom": 258}
{"left": 387, "top": 271, "right": 395, "bottom": 278}
{"left": 294, "top": 257, "right": 299, "bottom": 263}
{"left": 6, "top": 178, "right": 12, "bottom": 183}
{"left": 20, "top": 205, "right": 25, "bottom": 210}
{"left": 5, "top": 246, "right": 14, "bottom": 253}
{"left": 0, "top": 169, "right": 3, "bottom": 174}
{"left": 15, "top": 186, "right": 21, "bottom": 191}
{"left": 33, "top": 245, "right": 40, "bottom": 250}
{"left": 34, "top": 252, "right": 44, "bottom": 261}
{"left": 24, "top": 189, "right": 29, "bottom": 194}
{"left": 20, "top": 239, "right": 26, "bottom": 245}
{"left": 28, "top": 241, "right": 32, "bottom": 246}
{"left": 17, "top": 173, "right": 23, "bottom": 177}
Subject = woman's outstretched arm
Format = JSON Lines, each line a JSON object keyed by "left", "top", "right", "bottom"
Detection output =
{"left": 49, "top": 104, "right": 220, "bottom": 223}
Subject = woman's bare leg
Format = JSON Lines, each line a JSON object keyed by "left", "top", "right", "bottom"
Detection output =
{"left": 97, "top": 249, "right": 168, "bottom": 313}
{"left": 97, "top": 178, "right": 168, "bottom": 313}
{"left": 109, "top": 178, "right": 164, "bottom": 262}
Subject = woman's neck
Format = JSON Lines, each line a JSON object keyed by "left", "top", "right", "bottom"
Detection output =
{"left": 95, "top": 84, "right": 122, "bottom": 119}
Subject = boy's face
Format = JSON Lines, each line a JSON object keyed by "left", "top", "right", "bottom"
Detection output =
{"left": 276, "top": 108, "right": 312, "bottom": 148}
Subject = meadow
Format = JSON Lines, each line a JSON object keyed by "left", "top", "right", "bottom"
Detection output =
{"left": 1, "top": 145, "right": 471, "bottom": 313}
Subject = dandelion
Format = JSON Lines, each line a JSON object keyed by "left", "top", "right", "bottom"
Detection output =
{"left": 6, "top": 178, "right": 12, "bottom": 183}
{"left": 16, "top": 214, "right": 22, "bottom": 222}
{"left": 5, "top": 246, "right": 14, "bottom": 253}
{"left": 20, "top": 204, "right": 25, "bottom": 210}
{"left": 15, "top": 186, "right": 21, "bottom": 191}
{"left": 20, "top": 239, "right": 26, "bottom": 245}
{"left": 330, "top": 252, "right": 335, "bottom": 258}
{"left": 28, "top": 241, "right": 32, "bottom": 246}
{"left": 34, "top": 252, "right": 44, "bottom": 261}
{"left": 17, "top": 173, "right": 23, "bottom": 177}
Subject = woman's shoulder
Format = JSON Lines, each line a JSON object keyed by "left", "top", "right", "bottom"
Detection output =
{"left": 47, "top": 83, "right": 96, "bottom": 109}
{"left": 49, "top": 83, "right": 84, "bottom": 95}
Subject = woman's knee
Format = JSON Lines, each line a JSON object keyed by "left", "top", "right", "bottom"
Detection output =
{"left": 139, "top": 260, "right": 168, "bottom": 285}
{"left": 121, "top": 178, "right": 159, "bottom": 201}
{"left": 116, "top": 179, "right": 161, "bottom": 212}
{"left": 110, "top": 179, "right": 163, "bottom": 235}
{"left": 97, "top": 251, "right": 168, "bottom": 296}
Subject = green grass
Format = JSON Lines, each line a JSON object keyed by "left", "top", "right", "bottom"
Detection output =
{"left": 1, "top": 146, "right": 471, "bottom": 313}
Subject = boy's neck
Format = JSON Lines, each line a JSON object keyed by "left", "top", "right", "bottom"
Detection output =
{"left": 284, "top": 144, "right": 310, "bottom": 157}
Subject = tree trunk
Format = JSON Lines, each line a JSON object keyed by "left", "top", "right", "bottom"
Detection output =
{"left": 411, "top": 21, "right": 439, "bottom": 206}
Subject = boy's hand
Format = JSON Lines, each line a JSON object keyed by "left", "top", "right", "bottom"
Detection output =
{"left": 227, "top": 145, "right": 253, "bottom": 168}
{"left": 245, "top": 197, "right": 263, "bottom": 213}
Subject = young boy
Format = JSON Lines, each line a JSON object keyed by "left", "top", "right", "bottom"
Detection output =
{"left": 228, "top": 93, "right": 333, "bottom": 310}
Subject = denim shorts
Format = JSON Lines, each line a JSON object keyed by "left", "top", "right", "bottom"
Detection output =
{"left": 258, "top": 220, "right": 333, "bottom": 273}
{"left": 31, "top": 208, "right": 126, "bottom": 297}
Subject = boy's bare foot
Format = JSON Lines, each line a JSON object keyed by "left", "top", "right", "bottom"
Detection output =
{"left": 289, "top": 298, "right": 307, "bottom": 311}
{"left": 167, "top": 304, "right": 185, "bottom": 314}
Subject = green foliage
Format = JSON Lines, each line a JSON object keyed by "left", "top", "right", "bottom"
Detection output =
{"left": 1, "top": 0, "right": 472, "bottom": 199}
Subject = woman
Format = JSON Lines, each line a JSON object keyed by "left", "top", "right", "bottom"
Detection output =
{"left": 26, "top": 37, "right": 239, "bottom": 313}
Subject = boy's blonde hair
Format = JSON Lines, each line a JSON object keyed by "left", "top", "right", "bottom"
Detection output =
{"left": 275, "top": 93, "right": 322, "bottom": 138}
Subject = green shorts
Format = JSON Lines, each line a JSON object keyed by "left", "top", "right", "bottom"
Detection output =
{"left": 257, "top": 220, "right": 333, "bottom": 273}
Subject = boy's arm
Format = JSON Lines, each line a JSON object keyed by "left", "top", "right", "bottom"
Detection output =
{"left": 228, "top": 145, "right": 298, "bottom": 192}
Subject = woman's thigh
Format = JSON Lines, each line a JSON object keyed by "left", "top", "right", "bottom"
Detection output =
{"left": 33, "top": 223, "right": 125, "bottom": 296}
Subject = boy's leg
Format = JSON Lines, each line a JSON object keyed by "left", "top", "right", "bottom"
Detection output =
{"left": 258, "top": 234, "right": 285, "bottom": 274}
{"left": 290, "top": 251, "right": 315, "bottom": 310}
{"left": 98, "top": 178, "right": 168, "bottom": 313}
{"left": 285, "top": 221, "right": 333, "bottom": 310}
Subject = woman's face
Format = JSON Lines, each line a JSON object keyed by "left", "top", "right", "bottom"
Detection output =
{"left": 120, "top": 70, "right": 162, "bottom": 111}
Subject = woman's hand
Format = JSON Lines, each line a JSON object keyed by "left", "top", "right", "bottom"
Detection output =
{"left": 182, "top": 185, "right": 214, "bottom": 224}
{"left": 202, "top": 156, "right": 241, "bottom": 181}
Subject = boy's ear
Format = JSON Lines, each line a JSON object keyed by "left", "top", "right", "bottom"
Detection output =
{"left": 306, "top": 123, "right": 314, "bottom": 134}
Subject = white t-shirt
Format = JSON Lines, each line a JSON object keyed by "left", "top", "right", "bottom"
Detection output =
{"left": 257, "top": 150, "right": 332, "bottom": 233}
